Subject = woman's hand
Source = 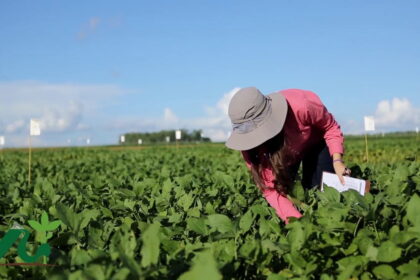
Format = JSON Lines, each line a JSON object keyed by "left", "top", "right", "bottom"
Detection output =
{"left": 332, "top": 153, "right": 351, "bottom": 185}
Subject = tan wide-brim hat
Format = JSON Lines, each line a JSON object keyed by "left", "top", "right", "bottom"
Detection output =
{"left": 225, "top": 87, "right": 288, "bottom": 151}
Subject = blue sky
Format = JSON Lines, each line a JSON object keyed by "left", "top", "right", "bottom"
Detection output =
{"left": 0, "top": 0, "right": 419, "bottom": 147}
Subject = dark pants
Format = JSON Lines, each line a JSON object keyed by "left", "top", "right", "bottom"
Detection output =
{"left": 290, "top": 141, "right": 335, "bottom": 189}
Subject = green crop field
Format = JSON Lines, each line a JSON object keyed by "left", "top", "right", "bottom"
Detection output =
{"left": 0, "top": 136, "right": 419, "bottom": 279}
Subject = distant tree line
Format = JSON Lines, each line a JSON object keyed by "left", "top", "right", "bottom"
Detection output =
{"left": 119, "top": 129, "right": 211, "bottom": 145}
{"left": 345, "top": 131, "right": 418, "bottom": 139}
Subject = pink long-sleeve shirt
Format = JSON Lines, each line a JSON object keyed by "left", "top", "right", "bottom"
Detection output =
{"left": 242, "top": 89, "right": 344, "bottom": 223}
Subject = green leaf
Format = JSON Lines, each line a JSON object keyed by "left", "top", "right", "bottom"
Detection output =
{"left": 83, "top": 264, "right": 106, "bottom": 280}
{"left": 70, "top": 248, "right": 93, "bottom": 266}
{"left": 406, "top": 194, "right": 420, "bottom": 227}
{"left": 342, "top": 242, "right": 358, "bottom": 256}
{"left": 186, "top": 218, "right": 208, "bottom": 235}
{"left": 178, "top": 193, "right": 195, "bottom": 212}
{"left": 168, "top": 212, "right": 183, "bottom": 224}
{"left": 291, "top": 182, "right": 305, "bottom": 201}
{"left": 239, "top": 239, "right": 257, "bottom": 257}
{"left": 259, "top": 218, "right": 271, "bottom": 237}
{"left": 319, "top": 186, "right": 341, "bottom": 203}
{"left": 161, "top": 179, "right": 173, "bottom": 196}
{"left": 187, "top": 207, "right": 201, "bottom": 218}
{"left": 287, "top": 222, "right": 305, "bottom": 251}
{"left": 239, "top": 210, "right": 254, "bottom": 232}
{"left": 392, "top": 231, "right": 418, "bottom": 245}
{"left": 205, "top": 202, "right": 216, "bottom": 214}
{"left": 178, "top": 250, "right": 222, "bottom": 280}
{"left": 365, "top": 245, "right": 378, "bottom": 261}
{"left": 28, "top": 220, "right": 43, "bottom": 232}
{"left": 397, "top": 258, "right": 420, "bottom": 276}
{"left": 110, "top": 230, "right": 141, "bottom": 275}
{"left": 68, "top": 271, "right": 83, "bottom": 280}
{"left": 377, "top": 241, "right": 402, "bottom": 263}
{"left": 110, "top": 268, "right": 131, "bottom": 280}
{"left": 46, "top": 232, "right": 53, "bottom": 240}
{"left": 266, "top": 274, "right": 284, "bottom": 280}
{"left": 45, "top": 220, "right": 61, "bottom": 231}
{"left": 207, "top": 214, "right": 233, "bottom": 234}
{"left": 357, "top": 237, "right": 373, "bottom": 255}
{"left": 284, "top": 251, "right": 307, "bottom": 271}
{"left": 55, "top": 203, "right": 76, "bottom": 229}
{"left": 337, "top": 256, "right": 367, "bottom": 280}
{"left": 267, "top": 219, "right": 282, "bottom": 235}
{"left": 79, "top": 209, "right": 100, "bottom": 231}
{"left": 119, "top": 253, "right": 142, "bottom": 278}
{"left": 41, "top": 211, "right": 49, "bottom": 227}
{"left": 140, "top": 222, "right": 160, "bottom": 267}
{"left": 251, "top": 204, "right": 269, "bottom": 216}
{"left": 373, "top": 265, "right": 397, "bottom": 280}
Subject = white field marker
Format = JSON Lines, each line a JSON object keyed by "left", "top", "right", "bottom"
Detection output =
{"left": 175, "top": 130, "right": 182, "bottom": 150}
{"left": 364, "top": 116, "right": 375, "bottom": 132}
{"left": 0, "top": 136, "right": 4, "bottom": 160}
{"left": 363, "top": 116, "right": 375, "bottom": 163}
{"left": 175, "top": 130, "right": 181, "bottom": 140}
{"left": 30, "top": 119, "right": 41, "bottom": 136}
{"left": 28, "top": 119, "right": 41, "bottom": 187}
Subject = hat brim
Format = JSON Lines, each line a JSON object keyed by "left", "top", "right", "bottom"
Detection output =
{"left": 225, "top": 92, "right": 288, "bottom": 151}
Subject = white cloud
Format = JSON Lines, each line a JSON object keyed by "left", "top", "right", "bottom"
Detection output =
{"left": 107, "top": 87, "right": 240, "bottom": 142}
{"left": 160, "top": 87, "right": 240, "bottom": 142}
{"left": 340, "top": 119, "right": 364, "bottom": 135}
{"left": 0, "top": 134, "right": 43, "bottom": 147}
{"left": 5, "top": 120, "right": 25, "bottom": 133}
{"left": 340, "top": 98, "right": 420, "bottom": 135}
{"left": 198, "top": 87, "right": 240, "bottom": 141}
{"left": 0, "top": 80, "right": 123, "bottom": 110}
{"left": 205, "top": 87, "right": 240, "bottom": 117}
{"left": 374, "top": 98, "right": 420, "bottom": 130}
{"left": 1, "top": 83, "right": 240, "bottom": 146}
{"left": 39, "top": 101, "right": 83, "bottom": 132}
{"left": 200, "top": 128, "right": 228, "bottom": 142}
{"left": 76, "top": 123, "right": 90, "bottom": 130}
{"left": 4, "top": 84, "right": 417, "bottom": 147}
{"left": 0, "top": 80, "right": 125, "bottom": 138}
{"left": 163, "top": 108, "right": 179, "bottom": 124}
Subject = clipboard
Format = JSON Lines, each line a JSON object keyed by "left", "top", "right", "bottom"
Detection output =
{"left": 321, "top": 171, "right": 371, "bottom": 196}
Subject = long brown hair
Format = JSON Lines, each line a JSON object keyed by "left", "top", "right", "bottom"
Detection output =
{"left": 244, "top": 130, "right": 295, "bottom": 194}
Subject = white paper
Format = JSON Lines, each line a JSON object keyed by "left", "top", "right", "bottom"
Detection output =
{"left": 138, "top": 139, "right": 142, "bottom": 145}
{"left": 0, "top": 136, "right": 4, "bottom": 146}
{"left": 321, "top": 172, "right": 366, "bottom": 196}
{"left": 165, "top": 136, "right": 170, "bottom": 143}
{"left": 175, "top": 130, "right": 181, "bottom": 140}
{"left": 30, "top": 119, "right": 41, "bottom": 136}
{"left": 120, "top": 135, "right": 125, "bottom": 143}
{"left": 364, "top": 116, "right": 375, "bottom": 131}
